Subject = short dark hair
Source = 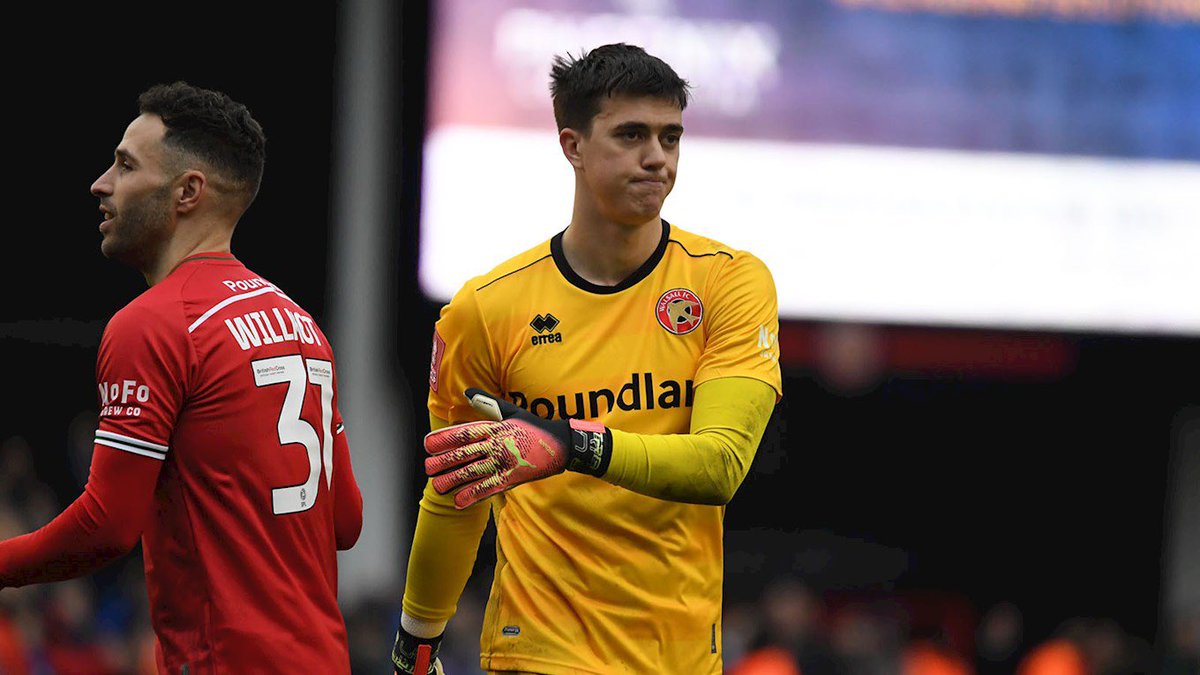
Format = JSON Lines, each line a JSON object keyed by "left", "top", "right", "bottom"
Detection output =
{"left": 137, "top": 81, "right": 266, "bottom": 206}
{"left": 549, "top": 43, "right": 691, "bottom": 134}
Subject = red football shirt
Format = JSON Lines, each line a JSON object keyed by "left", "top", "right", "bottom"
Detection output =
{"left": 3, "top": 253, "right": 362, "bottom": 674}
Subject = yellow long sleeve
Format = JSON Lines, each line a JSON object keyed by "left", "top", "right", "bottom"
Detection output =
{"left": 603, "top": 376, "right": 777, "bottom": 505}
{"left": 400, "top": 414, "right": 491, "bottom": 623}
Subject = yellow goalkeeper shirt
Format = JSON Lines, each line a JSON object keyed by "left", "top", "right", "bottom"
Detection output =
{"left": 419, "top": 220, "right": 782, "bottom": 674}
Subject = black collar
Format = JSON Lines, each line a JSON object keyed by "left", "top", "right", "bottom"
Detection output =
{"left": 550, "top": 219, "right": 671, "bottom": 295}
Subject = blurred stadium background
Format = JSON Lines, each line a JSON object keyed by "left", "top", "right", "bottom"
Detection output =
{"left": 1, "top": 0, "right": 1197, "bottom": 673}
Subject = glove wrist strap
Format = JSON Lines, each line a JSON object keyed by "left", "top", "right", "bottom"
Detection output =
{"left": 392, "top": 622, "right": 442, "bottom": 674}
{"left": 566, "top": 419, "right": 611, "bottom": 477}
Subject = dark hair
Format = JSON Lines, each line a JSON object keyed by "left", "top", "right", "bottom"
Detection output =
{"left": 137, "top": 81, "right": 266, "bottom": 206}
{"left": 549, "top": 43, "right": 691, "bottom": 134}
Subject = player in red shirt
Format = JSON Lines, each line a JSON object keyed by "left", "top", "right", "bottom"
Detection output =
{"left": 0, "top": 81, "right": 363, "bottom": 674}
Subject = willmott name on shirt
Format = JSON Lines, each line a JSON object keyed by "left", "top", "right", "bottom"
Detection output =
{"left": 224, "top": 307, "right": 322, "bottom": 351}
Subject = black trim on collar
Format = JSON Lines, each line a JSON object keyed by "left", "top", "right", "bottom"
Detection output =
{"left": 551, "top": 219, "right": 671, "bottom": 295}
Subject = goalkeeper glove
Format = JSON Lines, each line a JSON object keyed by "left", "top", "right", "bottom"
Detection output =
{"left": 423, "top": 388, "right": 612, "bottom": 509}
{"left": 391, "top": 622, "right": 444, "bottom": 675}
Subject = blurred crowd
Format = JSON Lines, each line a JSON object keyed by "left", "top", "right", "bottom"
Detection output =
{"left": 0, "top": 430, "right": 157, "bottom": 675}
{"left": 718, "top": 577, "right": 1199, "bottom": 675}
{"left": 2, "top": 429, "right": 1197, "bottom": 675}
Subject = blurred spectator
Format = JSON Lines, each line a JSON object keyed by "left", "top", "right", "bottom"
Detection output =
{"left": 0, "top": 507, "right": 25, "bottom": 546}
{"left": 1017, "top": 616, "right": 1153, "bottom": 675}
{"left": 0, "top": 600, "right": 31, "bottom": 675}
{"left": 732, "top": 576, "right": 844, "bottom": 675}
{"left": 93, "top": 557, "right": 153, "bottom": 674}
{"left": 0, "top": 437, "right": 56, "bottom": 519}
{"left": 1078, "top": 617, "right": 1152, "bottom": 675}
{"left": 903, "top": 634, "right": 974, "bottom": 675}
{"left": 41, "top": 579, "right": 121, "bottom": 675}
{"left": 975, "top": 601, "right": 1024, "bottom": 675}
{"left": 829, "top": 601, "right": 901, "bottom": 675}
{"left": 729, "top": 645, "right": 803, "bottom": 675}
{"left": 724, "top": 600, "right": 765, "bottom": 668}
{"left": 1017, "top": 633, "right": 1088, "bottom": 675}
{"left": 814, "top": 323, "right": 886, "bottom": 397}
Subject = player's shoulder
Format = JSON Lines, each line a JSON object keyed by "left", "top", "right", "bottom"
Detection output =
{"left": 450, "top": 236, "right": 556, "bottom": 304}
{"left": 666, "top": 222, "right": 770, "bottom": 270}
{"left": 97, "top": 293, "right": 191, "bottom": 368}
{"left": 106, "top": 278, "right": 188, "bottom": 339}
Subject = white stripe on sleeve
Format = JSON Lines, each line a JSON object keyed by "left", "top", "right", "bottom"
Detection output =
{"left": 94, "top": 430, "right": 169, "bottom": 460}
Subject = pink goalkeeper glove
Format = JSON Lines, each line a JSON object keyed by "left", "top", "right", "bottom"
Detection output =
{"left": 424, "top": 388, "right": 611, "bottom": 509}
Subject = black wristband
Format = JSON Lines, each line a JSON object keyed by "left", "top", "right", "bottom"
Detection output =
{"left": 391, "top": 623, "right": 442, "bottom": 675}
{"left": 566, "top": 419, "right": 612, "bottom": 477}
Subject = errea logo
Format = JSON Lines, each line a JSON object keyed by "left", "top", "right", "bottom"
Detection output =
{"left": 530, "top": 313, "right": 563, "bottom": 346}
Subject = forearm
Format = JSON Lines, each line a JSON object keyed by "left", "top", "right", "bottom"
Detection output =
{"left": 0, "top": 447, "right": 158, "bottom": 587}
{"left": 401, "top": 479, "right": 491, "bottom": 623}
{"left": 601, "top": 377, "right": 776, "bottom": 505}
{"left": 0, "top": 495, "right": 129, "bottom": 586}
{"left": 605, "top": 430, "right": 750, "bottom": 506}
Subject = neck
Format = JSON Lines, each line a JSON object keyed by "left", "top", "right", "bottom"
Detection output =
{"left": 142, "top": 218, "right": 234, "bottom": 286}
{"left": 563, "top": 196, "right": 662, "bottom": 287}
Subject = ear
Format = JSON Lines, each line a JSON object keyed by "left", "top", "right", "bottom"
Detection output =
{"left": 560, "top": 128, "right": 584, "bottom": 169}
{"left": 176, "top": 170, "right": 207, "bottom": 214}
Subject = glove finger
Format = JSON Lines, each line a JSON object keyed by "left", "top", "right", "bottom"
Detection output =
{"left": 424, "top": 437, "right": 500, "bottom": 478}
{"left": 424, "top": 420, "right": 498, "bottom": 455}
{"left": 429, "top": 454, "right": 504, "bottom": 494}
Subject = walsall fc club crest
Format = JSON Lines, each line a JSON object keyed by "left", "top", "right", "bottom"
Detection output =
{"left": 656, "top": 288, "right": 703, "bottom": 335}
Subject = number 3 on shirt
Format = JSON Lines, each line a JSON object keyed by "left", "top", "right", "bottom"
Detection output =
{"left": 252, "top": 355, "right": 335, "bottom": 515}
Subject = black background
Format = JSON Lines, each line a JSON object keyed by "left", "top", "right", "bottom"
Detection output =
{"left": 2, "top": 0, "right": 1195, "bottom": 654}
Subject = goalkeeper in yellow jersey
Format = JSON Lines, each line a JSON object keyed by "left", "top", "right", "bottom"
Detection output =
{"left": 392, "top": 43, "right": 782, "bottom": 675}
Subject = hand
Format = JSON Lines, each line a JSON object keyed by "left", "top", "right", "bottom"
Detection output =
{"left": 423, "top": 388, "right": 611, "bottom": 509}
{"left": 391, "top": 624, "right": 445, "bottom": 675}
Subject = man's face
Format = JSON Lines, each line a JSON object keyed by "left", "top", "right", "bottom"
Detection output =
{"left": 575, "top": 94, "right": 682, "bottom": 227}
{"left": 90, "top": 114, "right": 176, "bottom": 266}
